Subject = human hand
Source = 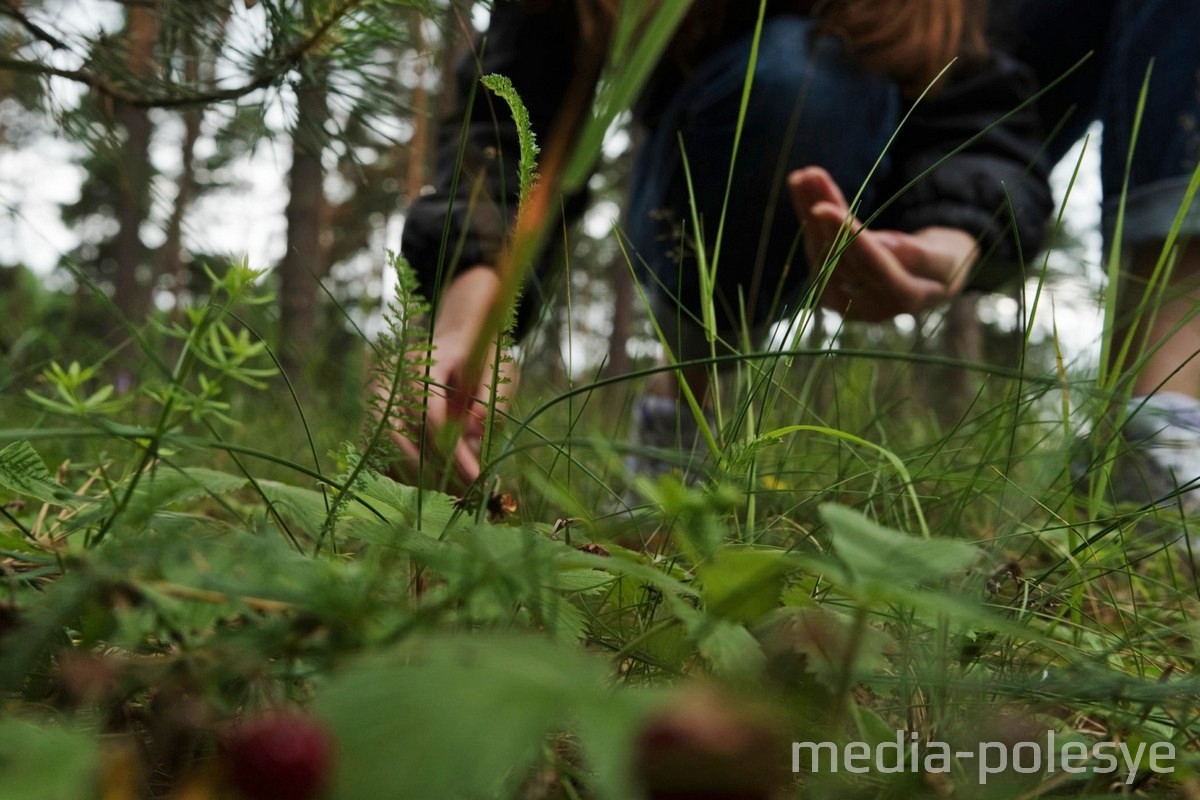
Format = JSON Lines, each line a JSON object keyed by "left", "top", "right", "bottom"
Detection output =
{"left": 788, "top": 166, "right": 977, "bottom": 322}
{"left": 380, "top": 267, "right": 515, "bottom": 489}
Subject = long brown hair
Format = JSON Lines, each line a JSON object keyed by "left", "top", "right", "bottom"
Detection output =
{"left": 818, "top": 0, "right": 987, "bottom": 95}
{"left": 564, "top": 0, "right": 987, "bottom": 98}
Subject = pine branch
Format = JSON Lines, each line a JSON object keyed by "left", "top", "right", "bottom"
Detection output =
{"left": 0, "top": 2, "right": 73, "bottom": 52}
{"left": 0, "top": 0, "right": 372, "bottom": 109}
{"left": 0, "top": 55, "right": 265, "bottom": 109}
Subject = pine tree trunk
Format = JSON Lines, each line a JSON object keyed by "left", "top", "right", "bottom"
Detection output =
{"left": 405, "top": 8, "right": 430, "bottom": 203}
{"left": 163, "top": 33, "right": 205, "bottom": 310}
{"left": 607, "top": 258, "right": 633, "bottom": 376}
{"left": 937, "top": 293, "right": 983, "bottom": 422}
{"left": 112, "top": 5, "right": 158, "bottom": 326}
{"left": 279, "top": 65, "right": 329, "bottom": 377}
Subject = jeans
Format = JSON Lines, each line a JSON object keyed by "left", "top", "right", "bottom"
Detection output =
{"left": 1007, "top": 0, "right": 1200, "bottom": 245}
{"left": 625, "top": 15, "right": 900, "bottom": 351}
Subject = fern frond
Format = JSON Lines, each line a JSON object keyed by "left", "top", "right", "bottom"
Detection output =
{"left": 364, "top": 251, "right": 432, "bottom": 467}
{"left": 0, "top": 441, "right": 78, "bottom": 508}
{"left": 480, "top": 73, "right": 540, "bottom": 207}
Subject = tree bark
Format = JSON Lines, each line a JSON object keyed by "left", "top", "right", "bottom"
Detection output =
{"left": 405, "top": 8, "right": 429, "bottom": 203}
{"left": 163, "top": 33, "right": 202, "bottom": 310}
{"left": 936, "top": 292, "right": 983, "bottom": 422}
{"left": 112, "top": 4, "right": 158, "bottom": 325}
{"left": 279, "top": 63, "right": 329, "bottom": 377}
{"left": 606, "top": 258, "right": 633, "bottom": 377}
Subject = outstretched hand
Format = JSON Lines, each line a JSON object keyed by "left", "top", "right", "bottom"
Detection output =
{"left": 381, "top": 267, "right": 514, "bottom": 489}
{"left": 788, "top": 166, "right": 977, "bottom": 322}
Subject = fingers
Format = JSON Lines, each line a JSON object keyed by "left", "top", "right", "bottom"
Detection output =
{"left": 895, "top": 227, "right": 979, "bottom": 293}
{"left": 439, "top": 357, "right": 517, "bottom": 483}
{"left": 378, "top": 268, "right": 512, "bottom": 493}
{"left": 832, "top": 248, "right": 949, "bottom": 321}
{"left": 801, "top": 200, "right": 902, "bottom": 320}
{"left": 385, "top": 414, "right": 481, "bottom": 489}
{"left": 389, "top": 355, "right": 517, "bottom": 490}
{"left": 788, "top": 166, "right": 848, "bottom": 217}
{"left": 788, "top": 166, "right": 861, "bottom": 277}
{"left": 425, "top": 367, "right": 484, "bottom": 486}
{"left": 811, "top": 209, "right": 946, "bottom": 321}
{"left": 805, "top": 200, "right": 854, "bottom": 248}
{"left": 873, "top": 232, "right": 937, "bottom": 278}
{"left": 788, "top": 167, "right": 954, "bottom": 321}
{"left": 374, "top": 359, "right": 478, "bottom": 490}
{"left": 451, "top": 434, "right": 482, "bottom": 487}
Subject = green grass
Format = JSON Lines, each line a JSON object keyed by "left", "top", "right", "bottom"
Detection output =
{"left": 1, "top": 4, "right": 1199, "bottom": 798}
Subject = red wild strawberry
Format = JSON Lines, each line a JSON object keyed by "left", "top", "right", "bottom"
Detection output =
{"left": 224, "top": 712, "right": 334, "bottom": 800}
{"left": 634, "top": 686, "right": 788, "bottom": 800}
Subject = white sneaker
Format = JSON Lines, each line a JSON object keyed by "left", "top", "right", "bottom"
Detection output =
{"left": 1117, "top": 392, "right": 1200, "bottom": 513}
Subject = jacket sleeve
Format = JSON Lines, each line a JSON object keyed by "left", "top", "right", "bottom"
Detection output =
{"left": 873, "top": 50, "right": 1055, "bottom": 290}
{"left": 400, "top": 1, "right": 581, "bottom": 303}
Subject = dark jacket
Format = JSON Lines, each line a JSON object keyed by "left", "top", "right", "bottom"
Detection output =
{"left": 401, "top": 1, "right": 1054, "bottom": 321}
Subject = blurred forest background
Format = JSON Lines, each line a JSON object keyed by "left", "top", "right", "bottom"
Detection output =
{"left": 0, "top": 0, "right": 1106, "bottom": 419}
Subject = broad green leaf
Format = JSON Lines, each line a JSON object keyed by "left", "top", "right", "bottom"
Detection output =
{"left": 122, "top": 466, "right": 247, "bottom": 528}
{"left": 351, "top": 519, "right": 442, "bottom": 556}
{"left": 0, "top": 440, "right": 76, "bottom": 507}
{"left": 315, "top": 635, "right": 633, "bottom": 800}
{"left": 852, "top": 705, "right": 904, "bottom": 749}
{"left": 256, "top": 480, "right": 329, "bottom": 534}
{"left": 698, "top": 548, "right": 792, "bottom": 624}
{"left": 0, "top": 531, "right": 41, "bottom": 553}
{"left": 638, "top": 622, "right": 696, "bottom": 671}
{"left": 355, "top": 471, "right": 467, "bottom": 537}
{"left": 755, "top": 607, "right": 895, "bottom": 692}
{"left": 0, "top": 719, "right": 99, "bottom": 800}
{"left": 444, "top": 523, "right": 559, "bottom": 582}
{"left": 540, "top": 593, "right": 590, "bottom": 644}
{"left": 821, "top": 504, "right": 979, "bottom": 589}
{"left": 558, "top": 549, "right": 699, "bottom": 599}
{"left": 548, "top": 568, "right": 615, "bottom": 594}
{"left": 638, "top": 477, "right": 738, "bottom": 563}
{"left": 154, "top": 529, "right": 342, "bottom": 609}
{"left": 671, "top": 598, "right": 765, "bottom": 679}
